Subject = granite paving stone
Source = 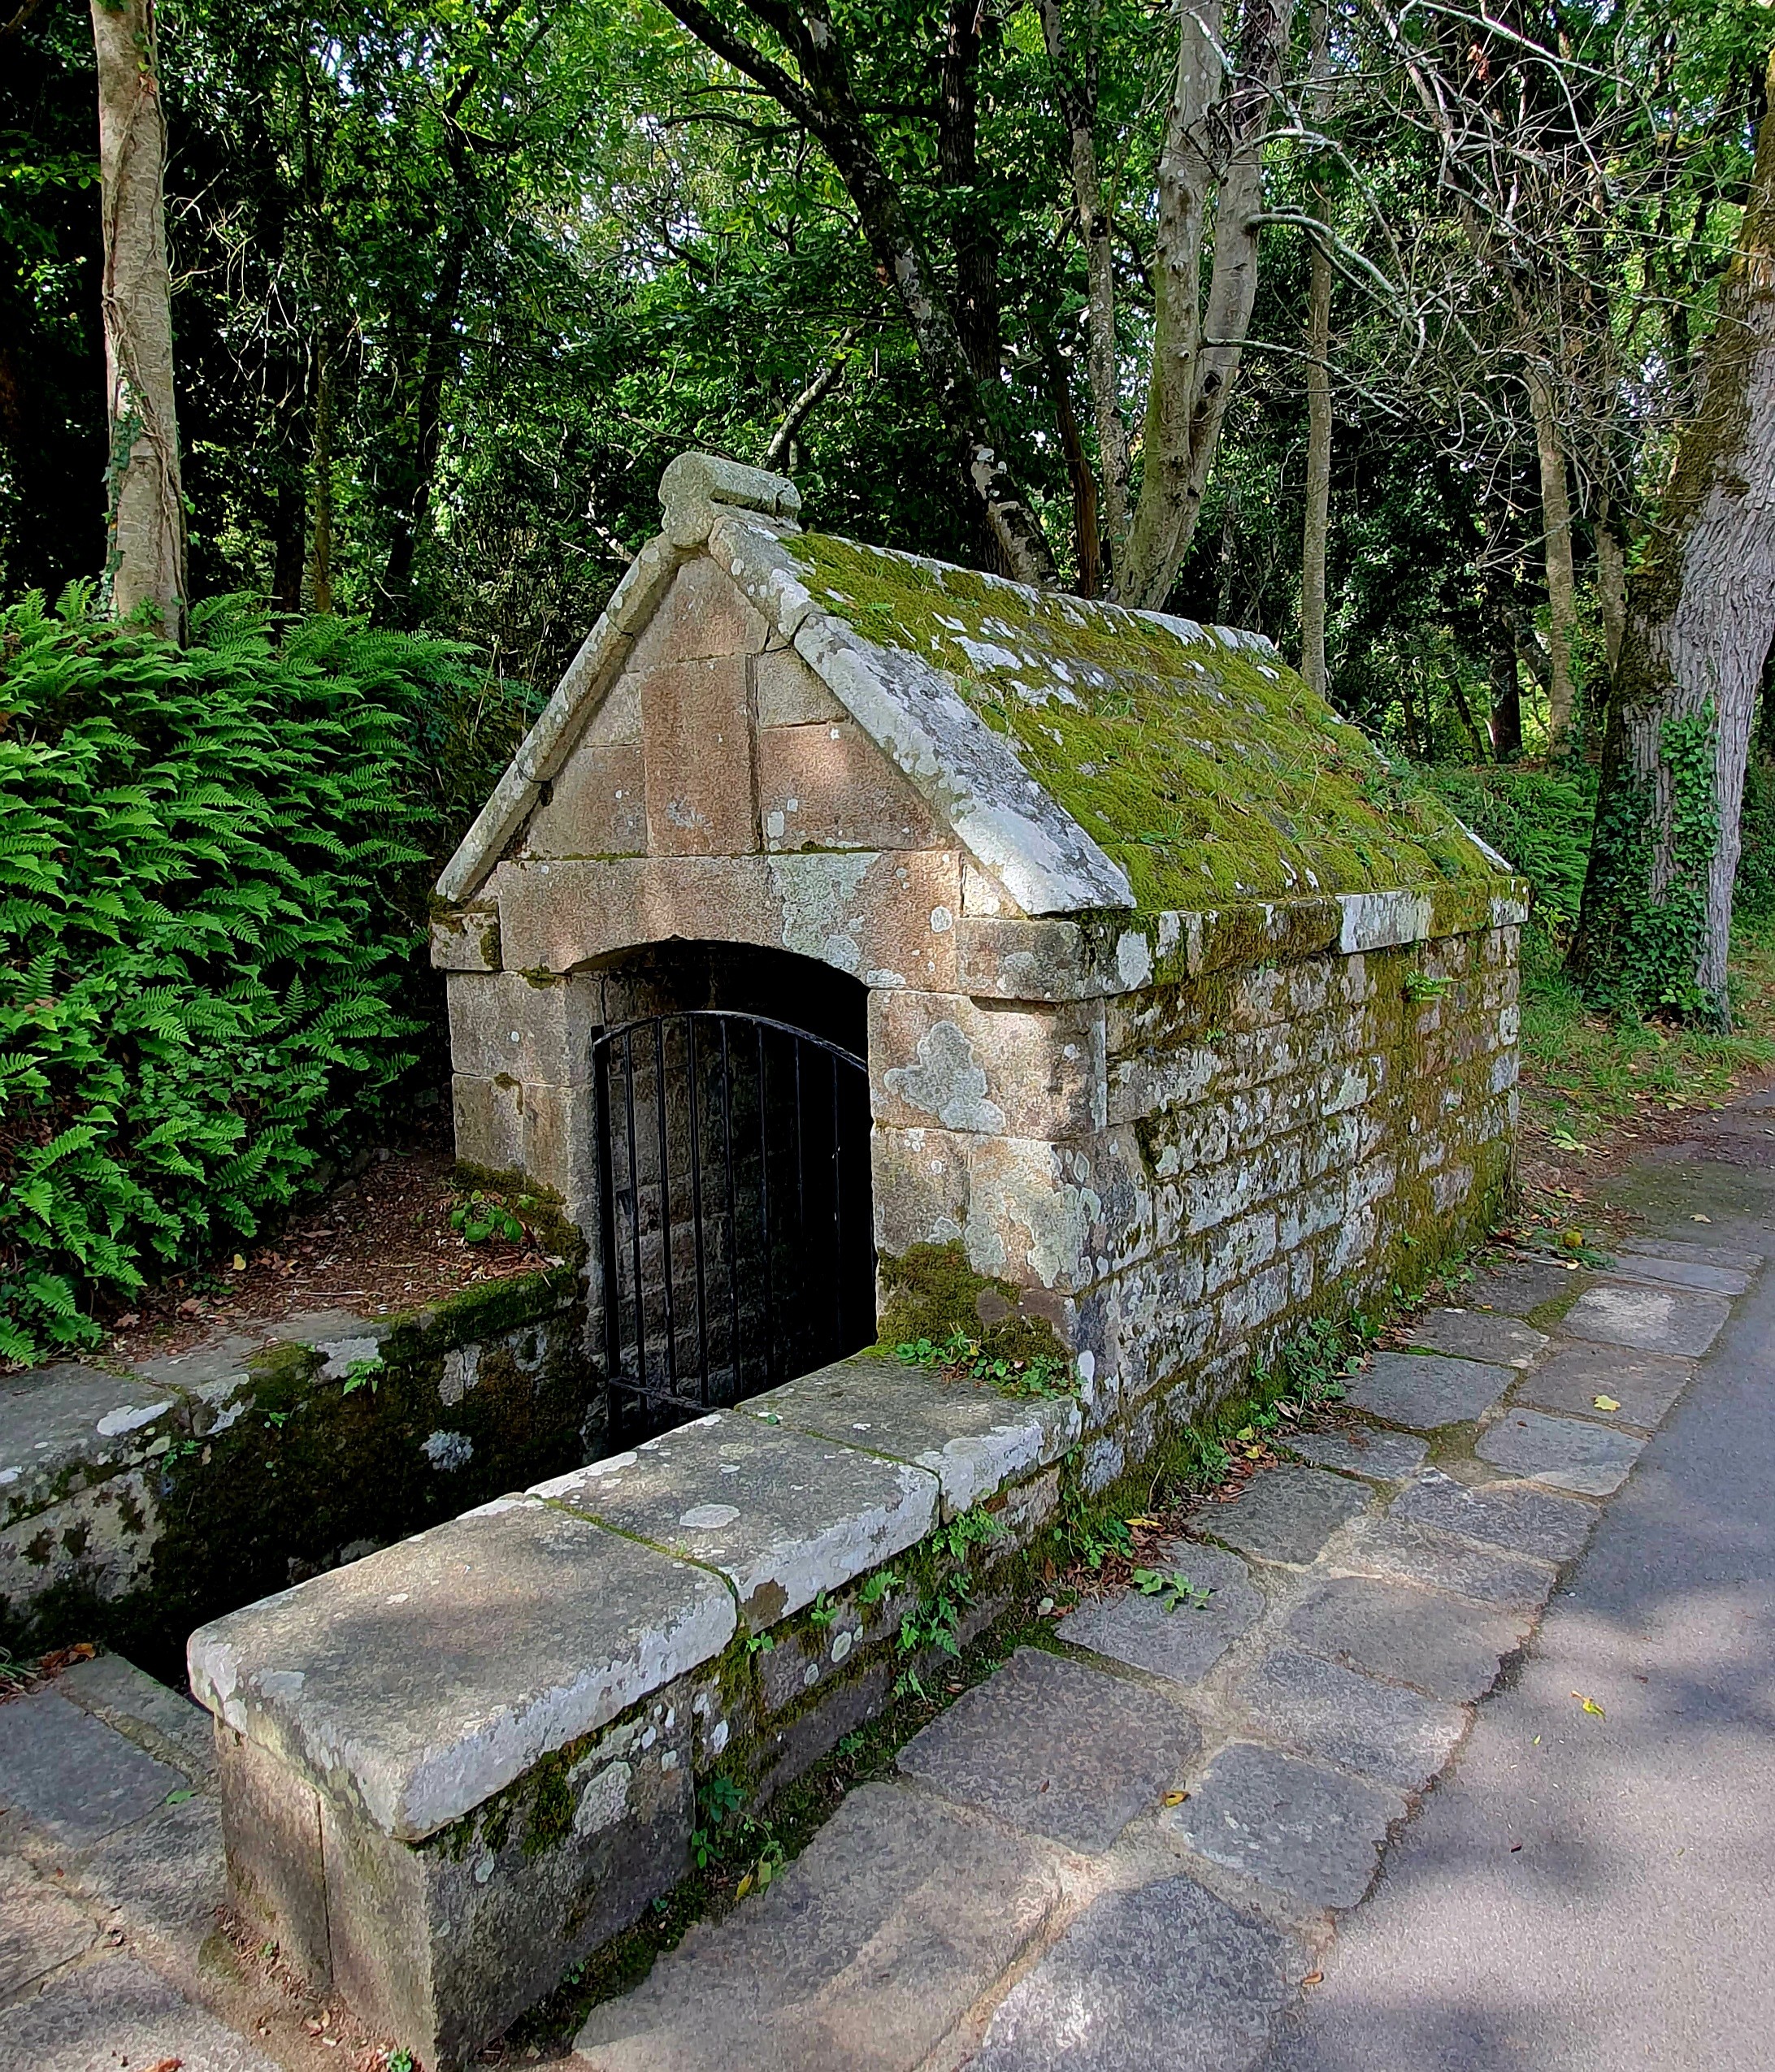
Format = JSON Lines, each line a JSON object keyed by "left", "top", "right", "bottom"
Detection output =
{"left": 1239, "top": 1645, "right": 1468, "bottom": 1790}
{"left": 1170, "top": 1741, "right": 1407, "bottom": 1909}
{"left": 1336, "top": 1518, "right": 1559, "bottom": 1615}
{"left": 967, "top": 1872, "right": 1300, "bottom": 2072}
{"left": 536, "top": 1411, "right": 938, "bottom": 1629}
{"left": 1404, "top": 1310, "right": 1548, "bottom": 1368}
{"left": 55, "top": 1651, "right": 215, "bottom": 1778}
{"left": 1511, "top": 1342, "right": 1694, "bottom": 1428}
{"left": 1604, "top": 1253, "right": 1752, "bottom": 1295}
{"left": 1343, "top": 1353, "right": 1514, "bottom": 1432}
{"left": 896, "top": 1646, "right": 1200, "bottom": 1853}
{"left": 1463, "top": 1259, "right": 1587, "bottom": 1320}
{"left": 0, "top": 1953, "right": 280, "bottom": 2071}
{"left": 1477, "top": 1408, "right": 1646, "bottom": 1496}
{"left": 1284, "top": 1428, "right": 1428, "bottom": 1482}
{"left": 1192, "top": 1466, "right": 1371, "bottom": 1566}
{"left": 743, "top": 1354, "right": 1079, "bottom": 1519}
{"left": 0, "top": 1857, "right": 93, "bottom": 2001}
{"left": 1559, "top": 1281, "right": 1731, "bottom": 1358}
{"left": 1390, "top": 1468, "right": 1597, "bottom": 1563}
{"left": 574, "top": 1783, "right": 1063, "bottom": 2072}
{"left": 1617, "top": 1235, "right": 1764, "bottom": 1272}
{"left": 187, "top": 1493, "right": 736, "bottom": 1840}
{"left": 1283, "top": 1576, "right": 1525, "bottom": 1702}
{"left": 0, "top": 1691, "right": 184, "bottom": 1848}
{"left": 1057, "top": 1545, "right": 1265, "bottom": 1687}
{"left": 64, "top": 1793, "right": 226, "bottom": 1955}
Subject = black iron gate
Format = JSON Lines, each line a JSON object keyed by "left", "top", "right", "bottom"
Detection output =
{"left": 592, "top": 1010, "right": 874, "bottom": 1439}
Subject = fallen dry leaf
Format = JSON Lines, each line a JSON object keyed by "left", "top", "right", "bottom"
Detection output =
{"left": 1593, "top": 1394, "right": 1621, "bottom": 1413}
{"left": 1303, "top": 1971, "right": 1324, "bottom": 1987}
{"left": 1572, "top": 1692, "right": 1606, "bottom": 1717}
{"left": 1162, "top": 1790, "right": 1189, "bottom": 1806}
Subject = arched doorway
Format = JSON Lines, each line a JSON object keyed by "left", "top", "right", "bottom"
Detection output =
{"left": 584, "top": 943, "right": 875, "bottom": 1439}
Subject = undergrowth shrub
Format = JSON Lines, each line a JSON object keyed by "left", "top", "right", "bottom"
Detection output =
{"left": 1418, "top": 764, "right": 1596, "bottom": 935}
{"left": 0, "top": 587, "right": 534, "bottom": 1363}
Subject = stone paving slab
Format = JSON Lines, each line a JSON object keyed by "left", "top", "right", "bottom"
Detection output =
{"left": 0, "top": 1691, "right": 184, "bottom": 1848}
{"left": 0, "top": 1953, "right": 280, "bottom": 2072}
{"left": 1057, "top": 1545, "right": 1265, "bottom": 1688}
{"left": 1601, "top": 1251, "right": 1752, "bottom": 1295}
{"left": 743, "top": 1354, "right": 1078, "bottom": 1519}
{"left": 0, "top": 1855, "right": 93, "bottom": 2003}
{"left": 536, "top": 1411, "right": 937, "bottom": 1629}
{"left": 897, "top": 1647, "right": 1200, "bottom": 1853}
{"left": 1560, "top": 1281, "right": 1731, "bottom": 1357}
{"left": 1390, "top": 1469, "right": 1596, "bottom": 1563}
{"left": 188, "top": 1494, "right": 736, "bottom": 1840}
{"left": 1618, "top": 1235, "right": 1764, "bottom": 1272}
{"left": 968, "top": 1871, "right": 1300, "bottom": 2072}
{"left": 574, "top": 1783, "right": 1063, "bottom": 2072}
{"left": 1343, "top": 1353, "right": 1513, "bottom": 1432}
{"left": 64, "top": 1792, "right": 226, "bottom": 1956}
{"left": 1509, "top": 1341, "right": 1693, "bottom": 1430}
{"left": 1462, "top": 1258, "right": 1586, "bottom": 1320}
{"left": 1239, "top": 1646, "right": 1468, "bottom": 1790}
{"left": 1476, "top": 1408, "right": 1646, "bottom": 1496}
{"left": 1284, "top": 1427, "right": 1428, "bottom": 1482}
{"left": 1192, "top": 1467, "right": 1371, "bottom": 1567}
{"left": 1336, "top": 1517, "right": 1558, "bottom": 1615}
{"left": 1403, "top": 1311, "right": 1547, "bottom": 1368}
{"left": 1170, "top": 1741, "right": 1407, "bottom": 1910}
{"left": 1282, "top": 1576, "right": 1525, "bottom": 1702}
{"left": 55, "top": 1651, "right": 215, "bottom": 1778}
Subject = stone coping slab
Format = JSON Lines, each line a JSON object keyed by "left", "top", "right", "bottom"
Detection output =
{"left": 1510, "top": 1342, "right": 1693, "bottom": 1430}
{"left": 1403, "top": 1310, "right": 1547, "bottom": 1368}
{"left": 969, "top": 1870, "right": 1301, "bottom": 2072}
{"left": 897, "top": 1646, "right": 1200, "bottom": 1853}
{"left": 1343, "top": 1351, "right": 1513, "bottom": 1431}
{"left": 0, "top": 1362, "right": 186, "bottom": 1522}
{"left": 1057, "top": 1544, "right": 1265, "bottom": 1688}
{"left": 1284, "top": 1427, "right": 1429, "bottom": 1482}
{"left": 1191, "top": 1465, "right": 1372, "bottom": 1566}
{"left": 1559, "top": 1281, "right": 1731, "bottom": 1358}
{"left": 1282, "top": 1576, "right": 1525, "bottom": 1702}
{"left": 187, "top": 1494, "right": 734, "bottom": 1840}
{"left": 743, "top": 1353, "right": 1078, "bottom": 1519}
{"left": 574, "top": 1783, "right": 1063, "bottom": 2071}
{"left": 1170, "top": 1740, "right": 1407, "bottom": 1910}
{"left": 534, "top": 1411, "right": 936, "bottom": 1631}
{"left": 1477, "top": 1408, "right": 1646, "bottom": 1496}
{"left": 55, "top": 1649, "right": 216, "bottom": 1779}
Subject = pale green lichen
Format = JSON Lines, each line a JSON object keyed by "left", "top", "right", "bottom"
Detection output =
{"left": 787, "top": 534, "right": 1499, "bottom": 910}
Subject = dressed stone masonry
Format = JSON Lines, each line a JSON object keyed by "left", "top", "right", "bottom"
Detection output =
{"left": 190, "top": 452, "right": 1526, "bottom": 2068}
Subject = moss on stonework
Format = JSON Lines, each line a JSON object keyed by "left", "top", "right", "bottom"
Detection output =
{"left": 788, "top": 532, "right": 1498, "bottom": 908}
{"left": 874, "top": 1241, "right": 1066, "bottom": 1368}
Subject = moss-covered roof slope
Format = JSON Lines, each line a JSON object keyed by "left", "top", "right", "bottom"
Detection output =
{"left": 783, "top": 531, "right": 1496, "bottom": 911}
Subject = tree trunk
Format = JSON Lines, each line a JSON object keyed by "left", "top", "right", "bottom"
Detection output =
{"left": 379, "top": 218, "right": 471, "bottom": 626}
{"left": 308, "top": 331, "right": 334, "bottom": 613}
{"left": 1298, "top": 0, "right": 1333, "bottom": 699}
{"left": 92, "top": 0, "right": 186, "bottom": 640}
{"left": 1041, "top": 333, "right": 1100, "bottom": 596}
{"left": 1570, "top": 56, "right": 1775, "bottom": 1025}
{"left": 1526, "top": 367, "right": 1578, "bottom": 750}
{"left": 940, "top": 0, "right": 999, "bottom": 385}
{"left": 1595, "top": 500, "right": 1627, "bottom": 678}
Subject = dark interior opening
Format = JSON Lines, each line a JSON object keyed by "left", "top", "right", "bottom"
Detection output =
{"left": 584, "top": 942, "right": 875, "bottom": 1441}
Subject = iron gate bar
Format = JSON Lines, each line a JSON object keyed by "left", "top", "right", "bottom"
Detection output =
{"left": 592, "top": 1009, "right": 870, "bottom": 1440}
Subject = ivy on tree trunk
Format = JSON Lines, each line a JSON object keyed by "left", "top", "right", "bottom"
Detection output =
{"left": 1571, "top": 55, "right": 1775, "bottom": 1027}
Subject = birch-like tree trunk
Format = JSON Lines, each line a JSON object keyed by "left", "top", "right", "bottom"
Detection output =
{"left": 92, "top": 0, "right": 186, "bottom": 639}
{"left": 1525, "top": 366, "right": 1578, "bottom": 748}
{"left": 1571, "top": 57, "right": 1775, "bottom": 1025}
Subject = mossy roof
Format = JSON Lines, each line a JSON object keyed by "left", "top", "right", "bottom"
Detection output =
{"left": 783, "top": 531, "right": 1497, "bottom": 910}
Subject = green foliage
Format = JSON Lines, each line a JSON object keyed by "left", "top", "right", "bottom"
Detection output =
{"left": 0, "top": 588, "right": 513, "bottom": 1361}
{"left": 895, "top": 1327, "right": 1075, "bottom": 1400}
{"left": 449, "top": 1188, "right": 528, "bottom": 1245}
{"left": 1419, "top": 764, "right": 1597, "bottom": 934}
{"left": 1131, "top": 1567, "right": 1212, "bottom": 1613}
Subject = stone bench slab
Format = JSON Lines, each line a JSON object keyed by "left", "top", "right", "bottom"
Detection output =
{"left": 743, "top": 1353, "right": 1078, "bottom": 1519}
{"left": 535, "top": 1411, "right": 936, "bottom": 1631}
{"left": 188, "top": 1494, "right": 734, "bottom": 1840}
